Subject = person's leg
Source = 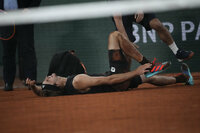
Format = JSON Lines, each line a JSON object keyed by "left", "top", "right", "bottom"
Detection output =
{"left": 108, "top": 31, "right": 150, "bottom": 64}
{"left": 141, "top": 75, "right": 176, "bottom": 86}
{"left": 18, "top": 24, "right": 37, "bottom": 81}
{"left": 141, "top": 63, "right": 192, "bottom": 86}
{"left": 149, "top": 18, "right": 194, "bottom": 62}
{"left": 108, "top": 32, "right": 173, "bottom": 90}
{"left": 107, "top": 31, "right": 132, "bottom": 90}
{"left": 138, "top": 14, "right": 175, "bottom": 48}
{"left": 149, "top": 18, "right": 174, "bottom": 45}
{"left": 2, "top": 27, "right": 17, "bottom": 91}
{"left": 108, "top": 31, "right": 131, "bottom": 72}
{"left": 108, "top": 31, "right": 171, "bottom": 78}
{"left": 141, "top": 73, "right": 191, "bottom": 86}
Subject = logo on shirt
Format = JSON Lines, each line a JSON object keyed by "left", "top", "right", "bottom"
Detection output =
{"left": 110, "top": 67, "right": 116, "bottom": 72}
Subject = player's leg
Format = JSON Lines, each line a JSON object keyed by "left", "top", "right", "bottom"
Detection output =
{"left": 109, "top": 31, "right": 171, "bottom": 78}
{"left": 149, "top": 18, "right": 194, "bottom": 62}
{"left": 141, "top": 75, "right": 176, "bottom": 86}
{"left": 108, "top": 32, "right": 171, "bottom": 90}
{"left": 107, "top": 31, "right": 132, "bottom": 90}
{"left": 141, "top": 74, "right": 189, "bottom": 86}
{"left": 138, "top": 14, "right": 174, "bottom": 46}
{"left": 108, "top": 31, "right": 132, "bottom": 73}
{"left": 150, "top": 18, "right": 173, "bottom": 45}
{"left": 108, "top": 31, "right": 150, "bottom": 64}
{"left": 141, "top": 63, "right": 193, "bottom": 86}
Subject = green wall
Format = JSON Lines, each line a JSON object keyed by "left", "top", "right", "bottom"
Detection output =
{"left": 0, "top": 0, "right": 200, "bottom": 81}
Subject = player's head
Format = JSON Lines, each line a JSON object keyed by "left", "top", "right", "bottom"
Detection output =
{"left": 42, "top": 73, "right": 62, "bottom": 90}
{"left": 41, "top": 73, "right": 64, "bottom": 96}
{"left": 43, "top": 73, "right": 58, "bottom": 85}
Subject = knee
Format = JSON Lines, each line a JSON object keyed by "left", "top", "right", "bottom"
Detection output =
{"left": 108, "top": 31, "right": 122, "bottom": 49}
{"left": 109, "top": 31, "right": 121, "bottom": 38}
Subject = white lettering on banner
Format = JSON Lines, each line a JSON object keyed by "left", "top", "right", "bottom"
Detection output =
{"left": 142, "top": 27, "right": 156, "bottom": 43}
{"left": 132, "top": 24, "right": 140, "bottom": 43}
{"left": 195, "top": 22, "right": 200, "bottom": 40}
{"left": 142, "top": 27, "right": 147, "bottom": 43}
{"left": 163, "top": 22, "right": 174, "bottom": 33}
{"left": 132, "top": 21, "right": 199, "bottom": 43}
{"left": 147, "top": 30, "right": 156, "bottom": 43}
{"left": 181, "top": 21, "right": 195, "bottom": 41}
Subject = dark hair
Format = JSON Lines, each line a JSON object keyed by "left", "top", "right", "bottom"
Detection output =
{"left": 41, "top": 84, "right": 64, "bottom": 97}
{"left": 41, "top": 84, "right": 60, "bottom": 90}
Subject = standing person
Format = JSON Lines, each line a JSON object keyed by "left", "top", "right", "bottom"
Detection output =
{"left": 25, "top": 31, "right": 194, "bottom": 97}
{"left": 0, "top": 0, "right": 41, "bottom": 91}
{"left": 111, "top": 1, "right": 194, "bottom": 62}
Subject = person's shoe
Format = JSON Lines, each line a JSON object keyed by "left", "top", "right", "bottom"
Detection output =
{"left": 145, "top": 61, "right": 171, "bottom": 78}
{"left": 4, "top": 83, "right": 13, "bottom": 91}
{"left": 181, "top": 63, "right": 194, "bottom": 85}
{"left": 176, "top": 49, "right": 194, "bottom": 62}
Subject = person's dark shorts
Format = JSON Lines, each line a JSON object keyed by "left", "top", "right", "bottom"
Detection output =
{"left": 108, "top": 49, "right": 130, "bottom": 75}
{"left": 108, "top": 49, "right": 142, "bottom": 89}
{"left": 129, "top": 75, "right": 142, "bottom": 89}
{"left": 121, "top": 13, "right": 156, "bottom": 42}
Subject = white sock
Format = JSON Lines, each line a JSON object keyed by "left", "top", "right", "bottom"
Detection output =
{"left": 169, "top": 42, "right": 179, "bottom": 55}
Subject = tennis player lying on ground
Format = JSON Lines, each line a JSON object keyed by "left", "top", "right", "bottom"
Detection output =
{"left": 26, "top": 31, "right": 193, "bottom": 97}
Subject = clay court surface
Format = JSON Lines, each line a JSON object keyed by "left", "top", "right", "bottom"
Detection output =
{"left": 0, "top": 73, "right": 199, "bottom": 133}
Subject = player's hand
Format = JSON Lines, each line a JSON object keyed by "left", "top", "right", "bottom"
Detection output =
{"left": 135, "top": 63, "right": 152, "bottom": 75}
{"left": 26, "top": 78, "right": 43, "bottom": 96}
{"left": 26, "top": 78, "right": 36, "bottom": 86}
{"left": 134, "top": 11, "right": 144, "bottom": 23}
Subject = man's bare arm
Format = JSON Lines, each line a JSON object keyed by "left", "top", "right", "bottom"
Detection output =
{"left": 73, "top": 63, "right": 151, "bottom": 90}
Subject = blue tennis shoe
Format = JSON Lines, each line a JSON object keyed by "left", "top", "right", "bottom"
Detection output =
{"left": 181, "top": 63, "right": 194, "bottom": 85}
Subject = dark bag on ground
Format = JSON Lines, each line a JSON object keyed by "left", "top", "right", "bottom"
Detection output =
{"left": 47, "top": 50, "right": 86, "bottom": 76}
